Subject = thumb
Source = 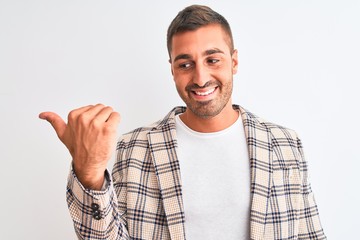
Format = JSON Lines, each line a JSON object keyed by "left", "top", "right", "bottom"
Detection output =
{"left": 39, "top": 112, "right": 67, "bottom": 141}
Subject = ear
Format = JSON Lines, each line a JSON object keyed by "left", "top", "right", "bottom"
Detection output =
{"left": 231, "top": 49, "right": 238, "bottom": 74}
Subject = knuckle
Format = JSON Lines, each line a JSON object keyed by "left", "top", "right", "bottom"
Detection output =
{"left": 91, "top": 118, "right": 102, "bottom": 128}
{"left": 114, "top": 111, "right": 121, "bottom": 119}
{"left": 103, "top": 124, "right": 114, "bottom": 134}
{"left": 106, "top": 106, "right": 113, "bottom": 112}
{"left": 68, "top": 110, "right": 77, "bottom": 121}
{"left": 77, "top": 113, "right": 88, "bottom": 124}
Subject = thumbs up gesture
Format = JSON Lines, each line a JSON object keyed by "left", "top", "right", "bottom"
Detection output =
{"left": 39, "top": 104, "right": 121, "bottom": 190}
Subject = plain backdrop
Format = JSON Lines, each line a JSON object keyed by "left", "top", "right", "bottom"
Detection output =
{"left": 1, "top": 0, "right": 359, "bottom": 239}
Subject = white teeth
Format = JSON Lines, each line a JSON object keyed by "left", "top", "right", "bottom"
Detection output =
{"left": 194, "top": 88, "right": 215, "bottom": 96}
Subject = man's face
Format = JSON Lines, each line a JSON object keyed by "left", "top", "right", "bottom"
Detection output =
{"left": 170, "top": 24, "right": 238, "bottom": 119}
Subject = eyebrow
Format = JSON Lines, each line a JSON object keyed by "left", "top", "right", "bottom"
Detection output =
{"left": 173, "top": 48, "right": 225, "bottom": 62}
{"left": 174, "top": 54, "right": 191, "bottom": 62}
{"left": 205, "top": 48, "right": 224, "bottom": 55}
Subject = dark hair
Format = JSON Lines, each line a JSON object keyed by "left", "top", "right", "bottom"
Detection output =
{"left": 167, "top": 5, "right": 234, "bottom": 58}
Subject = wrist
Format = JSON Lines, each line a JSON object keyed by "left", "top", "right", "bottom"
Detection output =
{"left": 73, "top": 162, "right": 106, "bottom": 190}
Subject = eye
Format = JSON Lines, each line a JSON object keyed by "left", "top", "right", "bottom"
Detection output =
{"left": 178, "top": 62, "right": 193, "bottom": 69}
{"left": 207, "top": 58, "right": 220, "bottom": 64}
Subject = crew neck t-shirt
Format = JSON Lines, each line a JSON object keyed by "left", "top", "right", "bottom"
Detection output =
{"left": 175, "top": 114, "right": 251, "bottom": 239}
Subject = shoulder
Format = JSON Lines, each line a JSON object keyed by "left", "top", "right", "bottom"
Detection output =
{"left": 264, "top": 121, "right": 299, "bottom": 142}
{"left": 237, "top": 105, "right": 305, "bottom": 167}
{"left": 237, "top": 105, "right": 300, "bottom": 142}
{"left": 118, "top": 106, "right": 186, "bottom": 144}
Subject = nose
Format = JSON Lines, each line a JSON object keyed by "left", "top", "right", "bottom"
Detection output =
{"left": 192, "top": 64, "right": 210, "bottom": 87}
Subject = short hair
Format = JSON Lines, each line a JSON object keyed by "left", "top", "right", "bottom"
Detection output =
{"left": 167, "top": 5, "right": 234, "bottom": 58}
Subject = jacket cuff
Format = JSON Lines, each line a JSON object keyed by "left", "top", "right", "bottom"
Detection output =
{"left": 67, "top": 164, "right": 113, "bottom": 221}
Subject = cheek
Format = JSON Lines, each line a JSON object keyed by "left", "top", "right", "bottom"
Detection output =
{"left": 174, "top": 81, "right": 189, "bottom": 100}
{"left": 175, "top": 80, "right": 187, "bottom": 92}
{"left": 173, "top": 72, "right": 191, "bottom": 86}
{"left": 173, "top": 76, "right": 185, "bottom": 89}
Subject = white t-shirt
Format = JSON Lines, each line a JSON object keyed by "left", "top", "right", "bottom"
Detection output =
{"left": 175, "top": 114, "right": 251, "bottom": 240}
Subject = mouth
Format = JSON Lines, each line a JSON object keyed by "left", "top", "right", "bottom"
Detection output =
{"left": 190, "top": 87, "right": 218, "bottom": 100}
{"left": 193, "top": 88, "right": 216, "bottom": 96}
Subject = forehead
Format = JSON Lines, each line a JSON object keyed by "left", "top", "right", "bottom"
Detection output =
{"left": 170, "top": 24, "right": 231, "bottom": 58}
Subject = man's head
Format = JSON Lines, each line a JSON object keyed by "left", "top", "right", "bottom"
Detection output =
{"left": 168, "top": 5, "right": 238, "bottom": 123}
{"left": 167, "top": 5, "right": 234, "bottom": 60}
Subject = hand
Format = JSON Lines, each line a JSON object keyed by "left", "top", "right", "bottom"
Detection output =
{"left": 39, "top": 104, "right": 121, "bottom": 190}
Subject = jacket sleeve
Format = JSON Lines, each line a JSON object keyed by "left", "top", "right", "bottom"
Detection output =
{"left": 297, "top": 137, "right": 327, "bottom": 240}
{"left": 66, "top": 165, "right": 130, "bottom": 240}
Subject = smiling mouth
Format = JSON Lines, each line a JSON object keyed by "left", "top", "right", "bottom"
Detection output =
{"left": 193, "top": 87, "right": 217, "bottom": 96}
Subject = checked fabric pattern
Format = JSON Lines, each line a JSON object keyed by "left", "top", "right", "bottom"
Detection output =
{"left": 66, "top": 105, "right": 326, "bottom": 240}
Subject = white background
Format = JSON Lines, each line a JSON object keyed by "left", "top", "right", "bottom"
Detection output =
{"left": 1, "top": 0, "right": 359, "bottom": 239}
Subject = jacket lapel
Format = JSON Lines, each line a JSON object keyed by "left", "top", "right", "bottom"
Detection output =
{"left": 240, "top": 106, "right": 273, "bottom": 240}
{"left": 147, "top": 107, "right": 186, "bottom": 240}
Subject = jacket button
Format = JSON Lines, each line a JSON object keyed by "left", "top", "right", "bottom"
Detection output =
{"left": 92, "top": 210, "right": 101, "bottom": 220}
{"left": 91, "top": 203, "right": 99, "bottom": 210}
{"left": 91, "top": 203, "right": 101, "bottom": 220}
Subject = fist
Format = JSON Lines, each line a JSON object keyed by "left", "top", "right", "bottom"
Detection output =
{"left": 39, "top": 104, "right": 121, "bottom": 189}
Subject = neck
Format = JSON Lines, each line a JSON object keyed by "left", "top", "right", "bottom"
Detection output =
{"left": 180, "top": 102, "right": 239, "bottom": 133}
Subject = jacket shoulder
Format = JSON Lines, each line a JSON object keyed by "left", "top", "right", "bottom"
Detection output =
{"left": 118, "top": 106, "right": 185, "bottom": 144}
{"left": 239, "top": 105, "right": 299, "bottom": 141}
{"left": 263, "top": 121, "right": 298, "bottom": 140}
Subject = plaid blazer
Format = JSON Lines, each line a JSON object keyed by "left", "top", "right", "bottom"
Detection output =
{"left": 67, "top": 105, "right": 326, "bottom": 240}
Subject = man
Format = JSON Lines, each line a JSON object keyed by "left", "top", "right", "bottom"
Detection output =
{"left": 39, "top": 5, "right": 326, "bottom": 240}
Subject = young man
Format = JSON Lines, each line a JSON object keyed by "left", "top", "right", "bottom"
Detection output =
{"left": 40, "top": 5, "right": 326, "bottom": 240}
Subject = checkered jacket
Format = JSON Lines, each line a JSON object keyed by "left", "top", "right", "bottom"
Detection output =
{"left": 67, "top": 105, "right": 326, "bottom": 239}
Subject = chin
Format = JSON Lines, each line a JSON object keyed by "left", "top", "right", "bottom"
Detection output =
{"left": 189, "top": 103, "right": 225, "bottom": 119}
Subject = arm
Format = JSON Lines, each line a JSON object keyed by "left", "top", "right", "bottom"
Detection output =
{"left": 40, "top": 104, "right": 129, "bottom": 239}
{"left": 297, "top": 137, "right": 327, "bottom": 240}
